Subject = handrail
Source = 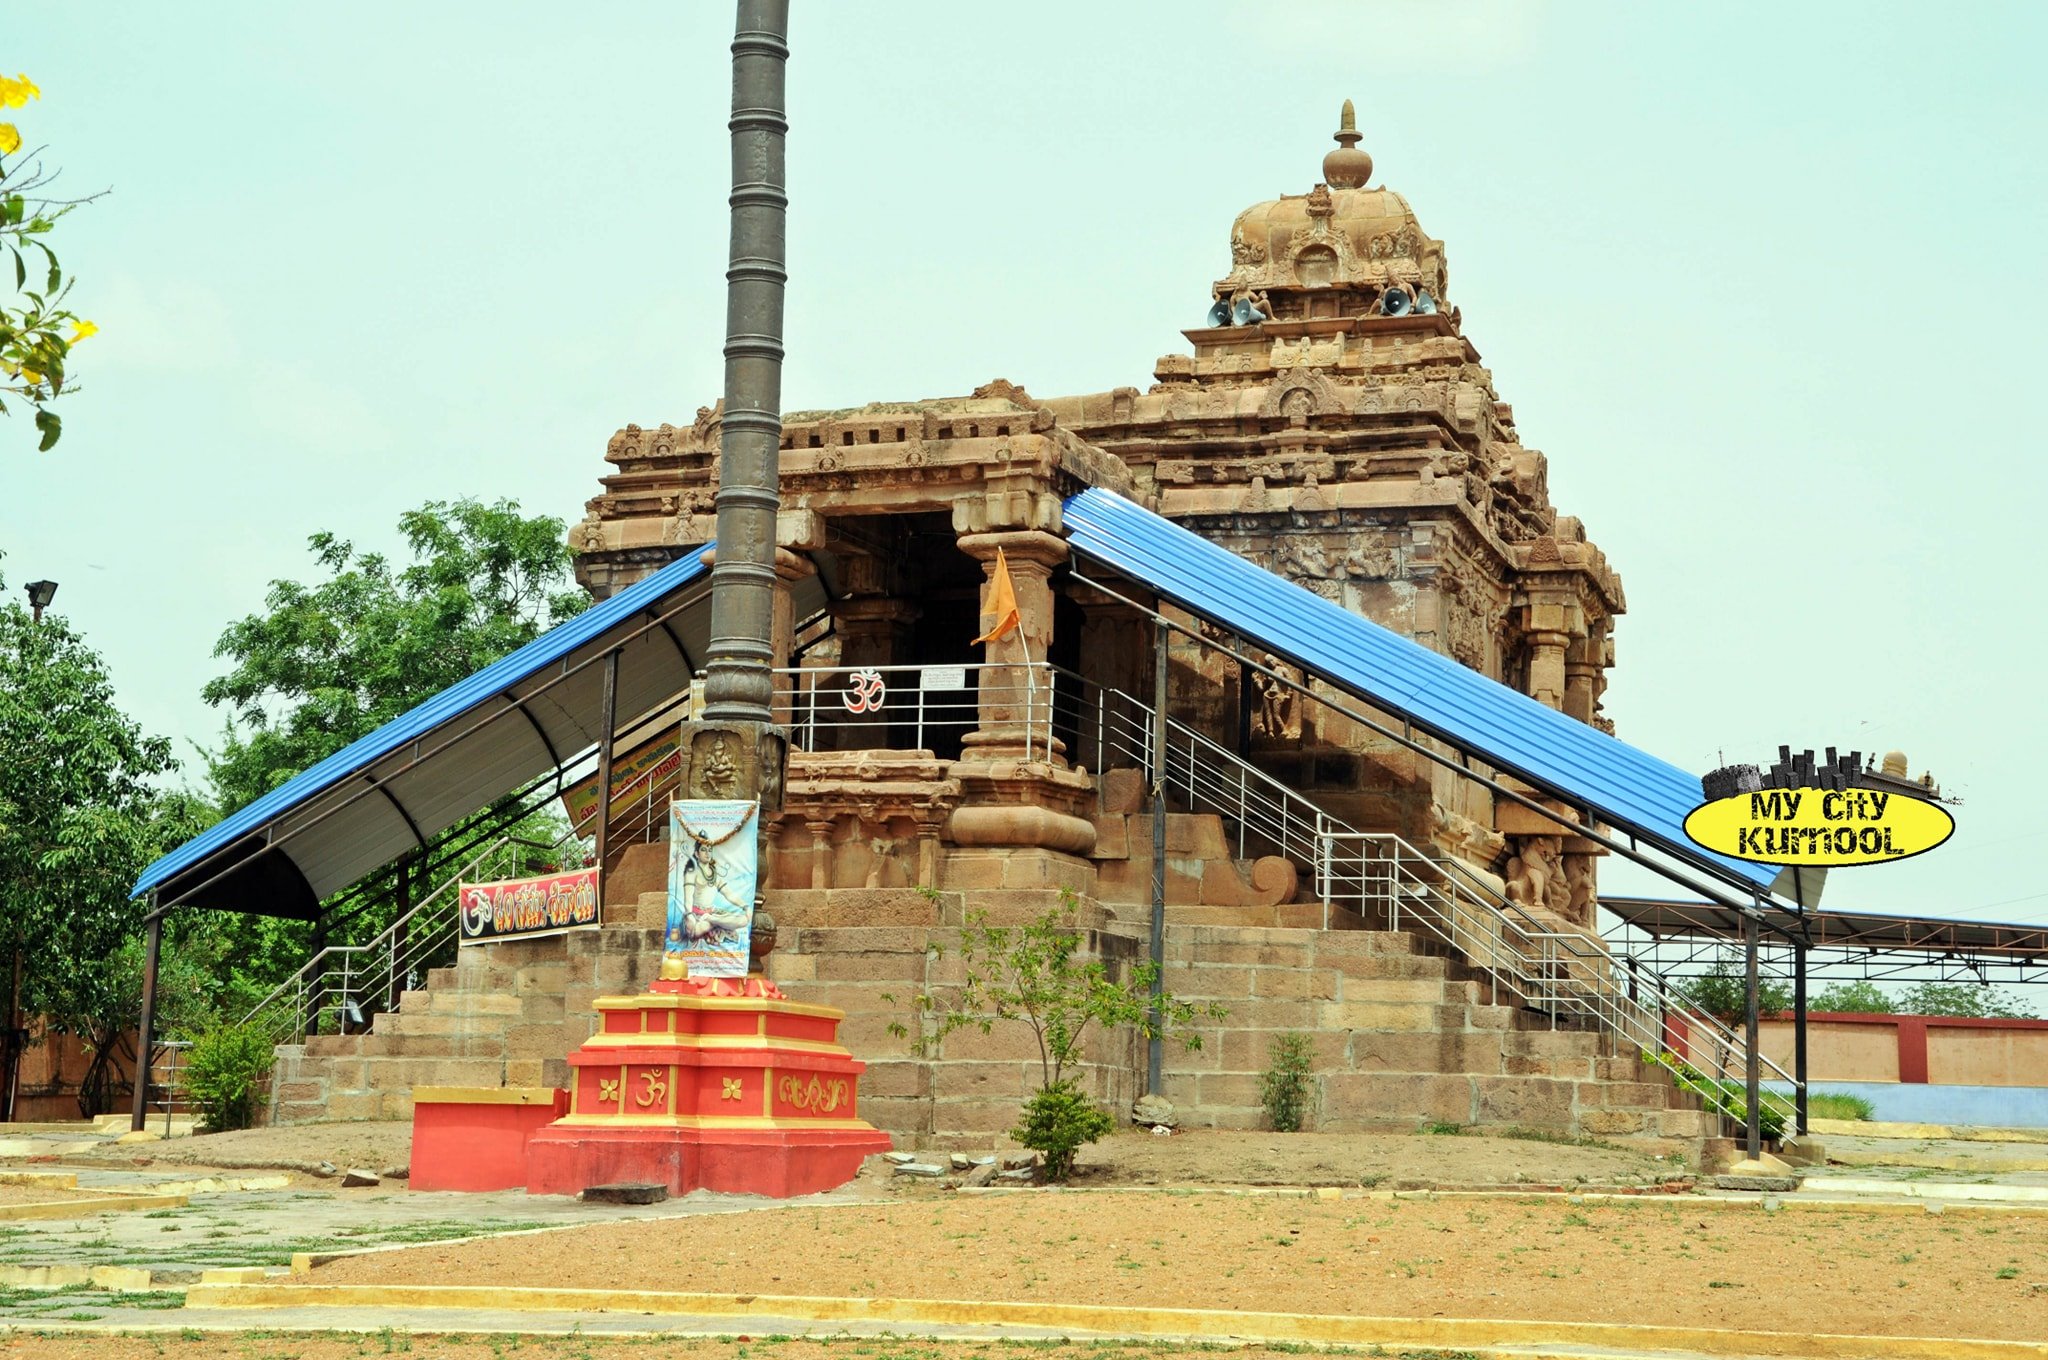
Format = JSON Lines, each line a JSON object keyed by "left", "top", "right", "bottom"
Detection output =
{"left": 1054, "top": 663, "right": 1800, "bottom": 1133}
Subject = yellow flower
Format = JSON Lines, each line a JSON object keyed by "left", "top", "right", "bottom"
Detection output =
{"left": 0, "top": 73, "right": 40, "bottom": 109}
{"left": 0, "top": 123, "right": 18, "bottom": 156}
{"left": 69, "top": 320, "right": 98, "bottom": 343}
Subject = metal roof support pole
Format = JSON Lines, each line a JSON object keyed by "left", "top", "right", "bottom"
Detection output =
{"left": 1743, "top": 911, "right": 1761, "bottom": 1160}
{"left": 1794, "top": 941, "right": 1810, "bottom": 1136}
{"left": 1147, "top": 617, "right": 1169, "bottom": 1095}
{"left": 701, "top": 0, "right": 789, "bottom": 727}
{"left": 129, "top": 899, "right": 162, "bottom": 1132}
{"left": 593, "top": 652, "right": 621, "bottom": 911}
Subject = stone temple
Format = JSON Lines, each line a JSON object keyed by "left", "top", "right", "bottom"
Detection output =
{"left": 276, "top": 106, "right": 1722, "bottom": 1157}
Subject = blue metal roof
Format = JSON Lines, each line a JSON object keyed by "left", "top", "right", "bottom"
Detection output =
{"left": 1061, "top": 488, "right": 1777, "bottom": 895}
{"left": 133, "top": 548, "right": 717, "bottom": 912}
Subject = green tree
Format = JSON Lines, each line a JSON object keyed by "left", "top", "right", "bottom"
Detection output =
{"left": 1810, "top": 980, "right": 1895, "bottom": 1014}
{"left": 0, "top": 565, "right": 202, "bottom": 1113}
{"left": 198, "top": 498, "right": 589, "bottom": 1012}
{"left": 888, "top": 893, "right": 1225, "bottom": 1180}
{"left": 1677, "top": 950, "right": 1794, "bottom": 1026}
{"left": 1897, "top": 982, "right": 2035, "bottom": 1020}
{"left": 2, "top": 72, "right": 102, "bottom": 450}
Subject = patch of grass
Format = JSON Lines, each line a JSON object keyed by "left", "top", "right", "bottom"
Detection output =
{"left": 1417, "top": 1121, "right": 1463, "bottom": 1136}
{"left": 1997, "top": 1267, "right": 2021, "bottom": 1280}
{"left": 1808, "top": 1092, "right": 1876, "bottom": 1121}
{"left": 1488, "top": 1126, "right": 1628, "bottom": 1153}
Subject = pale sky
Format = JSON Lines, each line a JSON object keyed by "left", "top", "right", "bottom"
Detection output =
{"left": 6, "top": 2, "right": 2044, "bottom": 925}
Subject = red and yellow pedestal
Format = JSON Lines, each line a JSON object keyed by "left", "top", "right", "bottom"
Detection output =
{"left": 524, "top": 976, "right": 891, "bottom": 1198}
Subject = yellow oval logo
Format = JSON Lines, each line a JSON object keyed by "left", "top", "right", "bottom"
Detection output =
{"left": 1684, "top": 788, "right": 1955, "bottom": 866}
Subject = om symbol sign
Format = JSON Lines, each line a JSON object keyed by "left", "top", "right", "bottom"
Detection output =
{"left": 841, "top": 668, "right": 886, "bottom": 715}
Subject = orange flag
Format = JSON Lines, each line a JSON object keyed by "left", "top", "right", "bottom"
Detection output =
{"left": 972, "top": 547, "right": 1021, "bottom": 645}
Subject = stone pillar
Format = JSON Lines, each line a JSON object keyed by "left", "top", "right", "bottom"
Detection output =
{"left": 1563, "top": 634, "right": 1600, "bottom": 726}
{"left": 957, "top": 529, "right": 1068, "bottom": 765}
{"left": 1518, "top": 600, "right": 1572, "bottom": 712}
{"left": 772, "top": 548, "right": 815, "bottom": 728}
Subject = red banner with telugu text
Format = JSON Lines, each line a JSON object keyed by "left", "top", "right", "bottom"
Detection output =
{"left": 457, "top": 867, "right": 601, "bottom": 945}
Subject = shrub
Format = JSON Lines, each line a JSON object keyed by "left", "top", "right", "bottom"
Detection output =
{"left": 183, "top": 1023, "right": 277, "bottom": 1132}
{"left": 1013, "top": 1080, "right": 1116, "bottom": 1181}
{"left": 1651, "top": 1051, "right": 1789, "bottom": 1142}
{"left": 1259, "top": 1032, "right": 1317, "bottom": 1132}
{"left": 1808, "top": 1091, "right": 1875, "bottom": 1122}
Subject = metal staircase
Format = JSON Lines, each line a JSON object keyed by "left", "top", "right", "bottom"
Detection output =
{"left": 1064, "top": 669, "right": 1801, "bottom": 1133}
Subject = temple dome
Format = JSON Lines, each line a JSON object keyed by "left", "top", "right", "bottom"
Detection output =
{"left": 1215, "top": 102, "right": 1447, "bottom": 308}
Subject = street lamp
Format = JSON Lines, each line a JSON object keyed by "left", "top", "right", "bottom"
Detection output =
{"left": 24, "top": 580, "right": 57, "bottom": 623}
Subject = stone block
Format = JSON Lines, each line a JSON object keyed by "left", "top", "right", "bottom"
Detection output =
{"left": 1578, "top": 1109, "right": 1647, "bottom": 1136}
{"left": 324, "top": 1092, "right": 386, "bottom": 1121}
{"left": 1347, "top": 1031, "right": 1449, "bottom": 1074}
{"left": 276, "top": 1081, "right": 325, "bottom": 1104}
{"left": 1199, "top": 941, "right": 1315, "bottom": 968}
{"left": 520, "top": 994, "right": 567, "bottom": 1026}
{"left": 1327, "top": 952, "right": 1447, "bottom": 980}
{"left": 858, "top": 1060, "right": 932, "bottom": 1100}
{"left": 505, "top": 1024, "right": 565, "bottom": 1060}
{"left": 1339, "top": 977, "right": 1449, "bottom": 1005}
{"left": 1590, "top": 1081, "right": 1673, "bottom": 1110}
{"left": 433, "top": 992, "right": 522, "bottom": 1017}
{"left": 1251, "top": 968, "right": 1339, "bottom": 1001}
{"left": 1502, "top": 1030, "right": 1600, "bottom": 1058}
{"left": 1217, "top": 1027, "right": 1346, "bottom": 1073}
{"left": 936, "top": 1024, "right": 1047, "bottom": 1063}
{"left": 939, "top": 853, "right": 1007, "bottom": 891}
{"left": 1503, "top": 1053, "right": 1591, "bottom": 1079}
{"left": 1161, "top": 965, "right": 1255, "bottom": 1000}
{"left": 932, "top": 1061, "right": 1037, "bottom": 1101}
{"left": 503, "top": 1059, "right": 546, "bottom": 1087}
{"left": 1317, "top": 1001, "right": 1446, "bottom": 1033}
{"left": 1322, "top": 1072, "right": 1473, "bottom": 1126}
{"left": 767, "top": 953, "right": 817, "bottom": 983}
{"left": 928, "top": 1098, "right": 1025, "bottom": 1136}
{"left": 514, "top": 965, "right": 569, "bottom": 995}
{"left": 814, "top": 953, "right": 929, "bottom": 983}
{"left": 1473, "top": 1076, "right": 1575, "bottom": 1128}
{"left": 1195, "top": 1072, "right": 1266, "bottom": 1107}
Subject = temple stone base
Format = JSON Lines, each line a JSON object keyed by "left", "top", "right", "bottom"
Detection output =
{"left": 278, "top": 875, "right": 1716, "bottom": 1161}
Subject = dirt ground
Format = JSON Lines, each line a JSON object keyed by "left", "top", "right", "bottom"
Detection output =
{"left": 67, "top": 1122, "right": 413, "bottom": 1176}
{"left": 0, "top": 1339, "right": 1423, "bottom": 1360}
{"left": 312, "top": 1191, "right": 2048, "bottom": 1343}
{"left": 65, "top": 1124, "right": 1680, "bottom": 1190}
{"left": 0, "top": 1183, "right": 96, "bottom": 1205}
{"left": 974, "top": 1127, "right": 1679, "bottom": 1188}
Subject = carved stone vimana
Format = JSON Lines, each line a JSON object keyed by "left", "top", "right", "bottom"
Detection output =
{"left": 572, "top": 101, "right": 1625, "bottom": 934}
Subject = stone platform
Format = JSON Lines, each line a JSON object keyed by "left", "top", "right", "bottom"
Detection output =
{"left": 524, "top": 978, "right": 891, "bottom": 1198}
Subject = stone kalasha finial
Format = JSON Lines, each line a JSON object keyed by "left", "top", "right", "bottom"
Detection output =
{"left": 1323, "top": 98, "right": 1373, "bottom": 190}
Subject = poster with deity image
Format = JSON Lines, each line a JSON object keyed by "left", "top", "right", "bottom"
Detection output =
{"left": 662, "top": 799, "right": 758, "bottom": 978}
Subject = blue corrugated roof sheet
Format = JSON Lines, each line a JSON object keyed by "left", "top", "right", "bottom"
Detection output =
{"left": 132, "top": 548, "right": 713, "bottom": 902}
{"left": 1061, "top": 488, "right": 1776, "bottom": 893}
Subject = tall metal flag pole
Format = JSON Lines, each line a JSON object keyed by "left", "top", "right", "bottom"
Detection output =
{"left": 703, "top": 0, "right": 789, "bottom": 729}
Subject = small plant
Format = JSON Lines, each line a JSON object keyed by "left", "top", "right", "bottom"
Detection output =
{"left": 883, "top": 890, "right": 1226, "bottom": 1182}
{"left": 1807, "top": 1092, "right": 1876, "bottom": 1122}
{"left": 1419, "top": 1120, "right": 1463, "bottom": 1136}
{"left": 1645, "top": 1050, "right": 1788, "bottom": 1141}
{"left": 182, "top": 1022, "right": 277, "bottom": 1131}
{"left": 1259, "top": 1032, "right": 1317, "bottom": 1132}
{"left": 1013, "top": 1081, "right": 1115, "bottom": 1182}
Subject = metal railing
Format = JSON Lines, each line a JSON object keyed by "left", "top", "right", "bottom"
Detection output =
{"left": 777, "top": 662, "right": 1057, "bottom": 763}
{"left": 241, "top": 744, "right": 686, "bottom": 1046}
{"left": 1061, "top": 667, "right": 1801, "bottom": 1133}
